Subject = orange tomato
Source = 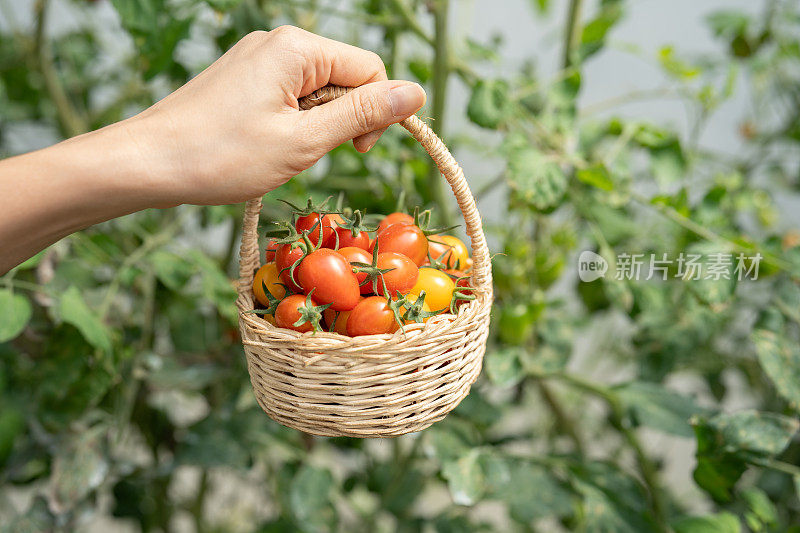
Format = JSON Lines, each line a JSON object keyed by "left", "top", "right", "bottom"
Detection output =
{"left": 252, "top": 263, "right": 286, "bottom": 307}
{"left": 428, "top": 235, "right": 469, "bottom": 270}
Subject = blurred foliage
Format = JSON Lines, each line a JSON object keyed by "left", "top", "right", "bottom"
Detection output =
{"left": 2, "top": 0, "right": 800, "bottom": 531}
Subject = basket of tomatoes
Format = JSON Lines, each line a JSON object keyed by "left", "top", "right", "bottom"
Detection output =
{"left": 236, "top": 86, "right": 493, "bottom": 437}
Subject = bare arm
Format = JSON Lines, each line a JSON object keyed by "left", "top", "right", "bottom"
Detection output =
{"left": 0, "top": 26, "right": 425, "bottom": 273}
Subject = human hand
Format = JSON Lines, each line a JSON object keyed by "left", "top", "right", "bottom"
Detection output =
{"left": 129, "top": 26, "right": 426, "bottom": 206}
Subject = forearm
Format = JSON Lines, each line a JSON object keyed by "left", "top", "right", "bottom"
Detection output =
{"left": 0, "top": 117, "right": 168, "bottom": 273}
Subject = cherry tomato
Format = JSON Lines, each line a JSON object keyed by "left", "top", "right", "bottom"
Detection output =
{"left": 346, "top": 296, "right": 397, "bottom": 336}
{"left": 296, "top": 213, "right": 343, "bottom": 246}
{"left": 377, "top": 212, "right": 414, "bottom": 234}
{"left": 275, "top": 294, "right": 317, "bottom": 332}
{"left": 252, "top": 263, "right": 286, "bottom": 306}
{"left": 323, "top": 306, "right": 356, "bottom": 335}
{"left": 330, "top": 226, "right": 370, "bottom": 250}
{"left": 371, "top": 223, "right": 428, "bottom": 266}
{"left": 336, "top": 246, "right": 372, "bottom": 292}
{"left": 297, "top": 249, "right": 361, "bottom": 311}
{"left": 428, "top": 235, "right": 469, "bottom": 269}
{"left": 260, "top": 313, "right": 276, "bottom": 326}
{"left": 374, "top": 252, "right": 418, "bottom": 297}
{"left": 275, "top": 240, "right": 306, "bottom": 292}
{"left": 264, "top": 238, "right": 279, "bottom": 262}
{"left": 409, "top": 267, "right": 456, "bottom": 312}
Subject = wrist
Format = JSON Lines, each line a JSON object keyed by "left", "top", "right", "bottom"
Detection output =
{"left": 116, "top": 110, "right": 185, "bottom": 209}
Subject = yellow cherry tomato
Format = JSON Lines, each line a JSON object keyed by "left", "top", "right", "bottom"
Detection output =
{"left": 409, "top": 268, "right": 456, "bottom": 312}
{"left": 252, "top": 262, "right": 286, "bottom": 306}
{"left": 428, "top": 235, "right": 469, "bottom": 269}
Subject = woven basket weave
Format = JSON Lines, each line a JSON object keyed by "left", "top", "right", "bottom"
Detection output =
{"left": 236, "top": 85, "right": 493, "bottom": 438}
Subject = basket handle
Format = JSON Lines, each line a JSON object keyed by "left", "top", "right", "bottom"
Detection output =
{"left": 237, "top": 85, "right": 493, "bottom": 297}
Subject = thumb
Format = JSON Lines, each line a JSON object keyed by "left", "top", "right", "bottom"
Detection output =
{"left": 301, "top": 81, "right": 426, "bottom": 152}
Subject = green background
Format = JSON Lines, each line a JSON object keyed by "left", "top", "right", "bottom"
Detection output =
{"left": 2, "top": 0, "right": 800, "bottom": 531}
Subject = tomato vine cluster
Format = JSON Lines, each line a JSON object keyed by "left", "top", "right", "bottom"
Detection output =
{"left": 250, "top": 199, "right": 476, "bottom": 336}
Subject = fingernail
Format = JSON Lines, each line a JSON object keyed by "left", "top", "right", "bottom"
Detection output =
{"left": 389, "top": 83, "right": 424, "bottom": 117}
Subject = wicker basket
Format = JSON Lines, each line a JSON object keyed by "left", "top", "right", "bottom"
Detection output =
{"left": 236, "top": 85, "right": 493, "bottom": 438}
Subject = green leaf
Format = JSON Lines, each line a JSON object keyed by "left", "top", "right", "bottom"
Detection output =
{"left": 485, "top": 348, "right": 524, "bottom": 387}
{"left": 507, "top": 149, "right": 567, "bottom": 212}
{"left": 150, "top": 250, "right": 194, "bottom": 291}
{"left": 650, "top": 141, "right": 687, "bottom": 184}
{"left": 0, "top": 406, "right": 24, "bottom": 466}
{"left": 59, "top": 286, "right": 112, "bottom": 352}
{"left": 442, "top": 449, "right": 485, "bottom": 506}
{"left": 467, "top": 79, "right": 510, "bottom": 129}
{"left": 673, "top": 512, "right": 741, "bottom": 533}
{"left": 570, "top": 461, "right": 654, "bottom": 532}
{"left": 51, "top": 426, "right": 109, "bottom": 510}
{"left": 289, "top": 465, "right": 335, "bottom": 528}
{"left": 740, "top": 487, "right": 777, "bottom": 531}
{"left": 752, "top": 329, "right": 800, "bottom": 411}
{"left": 658, "top": 46, "right": 701, "bottom": 80}
{"left": 579, "top": 1, "right": 624, "bottom": 61}
{"left": 692, "top": 410, "right": 799, "bottom": 502}
{"left": 481, "top": 455, "right": 573, "bottom": 522}
{"left": 614, "top": 381, "right": 706, "bottom": 437}
{"left": 576, "top": 164, "right": 614, "bottom": 191}
{"left": 701, "top": 410, "right": 799, "bottom": 456}
{"left": 706, "top": 10, "right": 749, "bottom": 39}
{"left": 0, "top": 289, "right": 32, "bottom": 342}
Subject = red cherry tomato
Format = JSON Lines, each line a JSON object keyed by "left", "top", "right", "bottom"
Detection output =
{"left": 374, "top": 252, "right": 418, "bottom": 297}
{"left": 377, "top": 212, "right": 414, "bottom": 234}
{"left": 275, "top": 294, "right": 316, "bottom": 332}
{"left": 330, "top": 226, "right": 370, "bottom": 250}
{"left": 275, "top": 240, "right": 305, "bottom": 292}
{"left": 297, "top": 249, "right": 361, "bottom": 311}
{"left": 371, "top": 223, "right": 428, "bottom": 266}
{"left": 336, "top": 246, "right": 372, "bottom": 293}
{"left": 296, "top": 213, "right": 343, "bottom": 246}
{"left": 346, "top": 296, "right": 398, "bottom": 336}
{"left": 265, "top": 238, "right": 279, "bottom": 262}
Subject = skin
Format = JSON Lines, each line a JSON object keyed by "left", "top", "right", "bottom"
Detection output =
{"left": 0, "top": 26, "right": 426, "bottom": 274}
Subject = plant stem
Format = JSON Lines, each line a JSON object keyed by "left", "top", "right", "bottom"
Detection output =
{"left": 630, "top": 191, "right": 795, "bottom": 276}
{"left": 562, "top": 0, "right": 585, "bottom": 69}
{"left": 530, "top": 370, "right": 669, "bottom": 530}
{"left": 34, "top": 0, "right": 87, "bottom": 138}
{"left": 428, "top": 0, "right": 453, "bottom": 226}
{"left": 536, "top": 380, "right": 586, "bottom": 455}
{"left": 190, "top": 469, "right": 210, "bottom": 533}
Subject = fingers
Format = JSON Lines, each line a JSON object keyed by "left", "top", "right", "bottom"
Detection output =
{"left": 264, "top": 26, "right": 388, "bottom": 97}
{"left": 262, "top": 26, "right": 397, "bottom": 151}
{"left": 297, "top": 80, "right": 426, "bottom": 153}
